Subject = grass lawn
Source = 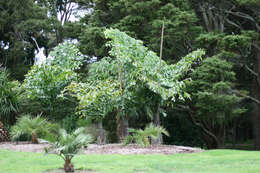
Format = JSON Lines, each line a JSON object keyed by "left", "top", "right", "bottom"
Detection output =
{"left": 1, "top": 149, "right": 260, "bottom": 173}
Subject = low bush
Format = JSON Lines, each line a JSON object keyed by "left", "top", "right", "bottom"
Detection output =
{"left": 10, "top": 114, "right": 58, "bottom": 144}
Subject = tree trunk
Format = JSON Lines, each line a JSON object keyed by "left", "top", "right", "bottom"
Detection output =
{"left": 152, "top": 104, "right": 163, "bottom": 144}
{"left": 116, "top": 114, "right": 128, "bottom": 143}
{"left": 231, "top": 122, "right": 237, "bottom": 149}
{"left": 31, "top": 132, "right": 39, "bottom": 144}
{"left": 217, "top": 126, "right": 225, "bottom": 149}
{"left": 201, "top": 133, "right": 219, "bottom": 149}
{"left": 97, "top": 121, "right": 106, "bottom": 145}
{"left": 0, "top": 121, "right": 8, "bottom": 142}
{"left": 188, "top": 111, "right": 223, "bottom": 149}
{"left": 252, "top": 49, "right": 260, "bottom": 150}
{"left": 201, "top": 129, "right": 225, "bottom": 149}
{"left": 64, "top": 157, "right": 74, "bottom": 173}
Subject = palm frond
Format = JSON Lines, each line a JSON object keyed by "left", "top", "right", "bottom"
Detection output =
{"left": 45, "top": 128, "right": 92, "bottom": 160}
{"left": 123, "top": 123, "right": 169, "bottom": 147}
{"left": 10, "top": 114, "right": 57, "bottom": 142}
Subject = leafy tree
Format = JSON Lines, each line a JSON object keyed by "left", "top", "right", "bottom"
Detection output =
{"left": 35, "top": 0, "right": 83, "bottom": 45}
{"left": 78, "top": 0, "right": 202, "bottom": 61}
{"left": 45, "top": 127, "right": 92, "bottom": 173}
{"left": 189, "top": 0, "right": 260, "bottom": 149}
{"left": 0, "top": 0, "right": 49, "bottom": 80}
{"left": 23, "top": 42, "right": 83, "bottom": 118}
{"left": 123, "top": 123, "right": 169, "bottom": 147}
{"left": 64, "top": 28, "right": 205, "bottom": 142}
{"left": 185, "top": 57, "right": 245, "bottom": 149}
{"left": 10, "top": 114, "right": 58, "bottom": 144}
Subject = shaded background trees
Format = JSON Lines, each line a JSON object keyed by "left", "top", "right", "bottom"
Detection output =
{"left": 1, "top": 0, "right": 260, "bottom": 149}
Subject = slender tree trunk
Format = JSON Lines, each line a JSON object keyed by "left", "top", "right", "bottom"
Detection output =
{"left": 97, "top": 121, "right": 105, "bottom": 145}
{"left": 152, "top": 20, "right": 164, "bottom": 145}
{"left": 152, "top": 104, "right": 163, "bottom": 144}
{"left": 232, "top": 123, "right": 237, "bottom": 149}
{"left": 64, "top": 156, "right": 74, "bottom": 173}
{"left": 217, "top": 124, "right": 225, "bottom": 149}
{"left": 252, "top": 49, "right": 260, "bottom": 150}
{"left": 116, "top": 41, "right": 129, "bottom": 143}
{"left": 116, "top": 114, "right": 128, "bottom": 143}
{"left": 0, "top": 121, "right": 8, "bottom": 142}
{"left": 31, "top": 132, "right": 39, "bottom": 144}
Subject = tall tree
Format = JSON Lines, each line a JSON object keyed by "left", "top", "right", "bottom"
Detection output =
{"left": 23, "top": 42, "right": 83, "bottom": 118}
{"left": 64, "top": 29, "right": 205, "bottom": 142}
{"left": 78, "top": 0, "right": 202, "bottom": 61}
{"left": 189, "top": 0, "right": 260, "bottom": 149}
{"left": 185, "top": 57, "right": 245, "bottom": 149}
{"left": 35, "top": 0, "right": 84, "bottom": 48}
{"left": 0, "top": 0, "right": 49, "bottom": 80}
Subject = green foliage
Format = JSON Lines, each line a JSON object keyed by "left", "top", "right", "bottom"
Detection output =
{"left": 79, "top": 0, "right": 201, "bottom": 60}
{"left": 104, "top": 28, "right": 204, "bottom": 101}
{"left": 45, "top": 127, "right": 92, "bottom": 161}
{"left": 23, "top": 42, "right": 83, "bottom": 116}
{"left": 10, "top": 114, "right": 58, "bottom": 142}
{"left": 186, "top": 57, "right": 246, "bottom": 148}
{"left": 47, "top": 42, "right": 84, "bottom": 70}
{"left": 64, "top": 29, "right": 204, "bottom": 122}
{"left": 123, "top": 123, "right": 169, "bottom": 147}
{"left": 0, "top": 68, "right": 21, "bottom": 125}
{"left": 63, "top": 80, "right": 120, "bottom": 121}
{"left": 0, "top": 0, "right": 50, "bottom": 79}
{"left": 189, "top": 57, "right": 244, "bottom": 118}
{"left": 61, "top": 115, "right": 79, "bottom": 133}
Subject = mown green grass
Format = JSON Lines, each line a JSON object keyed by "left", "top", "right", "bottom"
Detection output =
{"left": 1, "top": 149, "right": 260, "bottom": 173}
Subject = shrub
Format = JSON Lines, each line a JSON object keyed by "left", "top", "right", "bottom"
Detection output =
{"left": 0, "top": 68, "right": 20, "bottom": 125}
{"left": 10, "top": 114, "right": 58, "bottom": 144}
{"left": 45, "top": 128, "right": 92, "bottom": 173}
{"left": 123, "top": 123, "right": 169, "bottom": 147}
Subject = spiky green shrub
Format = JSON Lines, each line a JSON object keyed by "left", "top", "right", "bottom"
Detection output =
{"left": 10, "top": 114, "right": 58, "bottom": 144}
{"left": 45, "top": 128, "right": 92, "bottom": 173}
{"left": 0, "top": 68, "right": 20, "bottom": 125}
{"left": 123, "top": 123, "right": 169, "bottom": 147}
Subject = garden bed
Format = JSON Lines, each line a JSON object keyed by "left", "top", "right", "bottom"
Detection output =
{"left": 0, "top": 142, "right": 202, "bottom": 155}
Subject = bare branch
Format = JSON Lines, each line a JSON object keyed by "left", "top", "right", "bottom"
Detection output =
{"left": 233, "top": 90, "right": 260, "bottom": 105}
{"left": 225, "top": 18, "right": 242, "bottom": 29}
{"left": 253, "top": 43, "right": 260, "bottom": 53}
{"left": 242, "top": 64, "right": 260, "bottom": 87}
{"left": 226, "top": 11, "right": 260, "bottom": 31}
{"left": 244, "top": 64, "right": 258, "bottom": 77}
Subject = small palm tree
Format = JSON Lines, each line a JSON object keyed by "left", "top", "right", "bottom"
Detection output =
{"left": 123, "top": 123, "right": 169, "bottom": 147}
{"left": 45, "top": 128, "right": 92, "bottom": 173}
{"left": 10, "top": 114, "right": 57, "bottom": 144}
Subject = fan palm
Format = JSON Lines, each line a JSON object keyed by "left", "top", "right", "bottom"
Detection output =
{"left": 123, "top": 123, "right": 169, "bottom": 147}
{"left": 45, "top": 127, "right": 92, "bottom": 173}
{"left": 10, "top": 114, "right": 57, "bottom": 144}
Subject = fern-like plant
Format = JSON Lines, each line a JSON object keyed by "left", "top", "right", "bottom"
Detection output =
{"left": 123, "top": 123, "right": 169, "bottom": 147}
{"left": 10, "top": 114, "right": 57, "bottom": 144}
{"left": 45, "top": 128, "right": 92, "bottom": 173}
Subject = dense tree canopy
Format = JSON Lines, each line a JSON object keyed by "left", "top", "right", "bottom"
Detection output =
{"left": 1, "top": 0, "right": 260, "bottom": 149}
